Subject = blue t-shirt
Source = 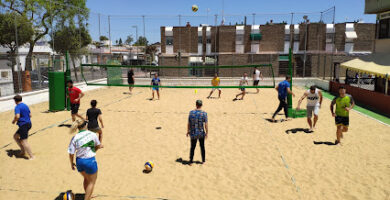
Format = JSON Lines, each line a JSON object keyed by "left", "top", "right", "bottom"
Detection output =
{"left": 188, "top": 110, "right": 208, "bottom": 139}
{"left": 152, "top": 78, "right": 160, "bottom": 86}
{"left": 278, "top": 80, "right": 291, "bottom": 99}
{"left": 14, "top": 103, "right": 31, "bottom": 126}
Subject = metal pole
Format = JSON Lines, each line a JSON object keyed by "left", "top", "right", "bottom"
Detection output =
{"left": 252, "top": 13, "right": 255, "bottom": 25}
{"left": 98, "top": 13, "right": 101, "bottom": 37}
{"left": 317, "top": 12, "right": 323, "bottom": 77}
{"left": 214, "top": 14, "right": 218, "bottom": 68}
{"left": 178, "top": 15, "right": 181, "bottom": 66}
{"left": 330, "top": 6, "right": 336, "bottom": 81}
{"left": 303, "top": 19, "right": 308, "bottom": 77}
{"left": 142, "top": 15, "right": 146, "bottom": 38}
{"left": 108, "top": 15, "right": 111, "bottom": 54}
{"left": 14, "top": 13, "right": 23, "bottom": 93}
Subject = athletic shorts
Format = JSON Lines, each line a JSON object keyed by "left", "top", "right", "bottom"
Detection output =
{"left": 76, "top": 157, "right": 98, "bottom": 174}
{"left": 211, "top": 88, "right": 221, "bottom": 91}
{"left": 152, "top": 87, "right": 159, "bottom": 91}
{"left": 306, "top": 106, "right": 320, "bottom": 118}
{"left": 240, "top": 88, "right": 245, "bottom": 91}
{"left": 88, "top": 127, "right": 101, "bottom": 133}
{"left": 71, "top": 104, "right": 80, "bottom": 114}
{"left": 127, "top": 79, "right": 134, "bottom": 85}
{"left": 16, "top": 123, "right": 32, "bottom": 140}
{"left": 253, "top": 80, "right": 260, "bottom": 86}
{"left": 335, "top": 116, "right": 349, "bottom": 127}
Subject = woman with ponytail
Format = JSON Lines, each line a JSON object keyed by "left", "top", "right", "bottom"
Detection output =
{"left": 68, "top": 120, "right": 102, "bottom": 200}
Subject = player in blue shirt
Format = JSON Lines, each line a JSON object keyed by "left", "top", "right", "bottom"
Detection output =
{"left": 151, "top": 73, "right": 162, "bottom": 100}
{"left": 11, "top": 95, "right": 34, "bottom": 160}
{"left": 187, "top": 100, "right": 208, "bottom": 165}
{"left": 272, "top": 76, "right": 295, "bottom": 122}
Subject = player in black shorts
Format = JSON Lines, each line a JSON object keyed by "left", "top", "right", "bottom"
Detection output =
{"left": 127, "top": 69, "right": 135, "bottom": 94}
{"left": 86, "top": 100, "right": 104, "bottom": 146}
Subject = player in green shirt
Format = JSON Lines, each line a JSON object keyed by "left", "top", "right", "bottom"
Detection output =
{"left": 330, "top": 86, "right": 355, "bottom": 145}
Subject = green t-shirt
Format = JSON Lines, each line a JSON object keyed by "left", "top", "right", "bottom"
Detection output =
{"left": 332, "top": 95, "right": 354, "bottom": 117}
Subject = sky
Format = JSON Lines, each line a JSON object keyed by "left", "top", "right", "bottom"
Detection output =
{"left": 85, "top": 0, "right": 376, "bottom": 43}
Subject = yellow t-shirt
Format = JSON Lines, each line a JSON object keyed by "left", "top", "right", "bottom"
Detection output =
{"left": 211, "top": 77, "right": 220, "bottom": 86}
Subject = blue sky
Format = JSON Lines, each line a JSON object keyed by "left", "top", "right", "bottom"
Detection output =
{"left": 86, "top": 0, "right": 376, "bottom": 43}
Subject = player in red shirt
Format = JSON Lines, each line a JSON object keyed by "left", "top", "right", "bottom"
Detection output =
{"left": 67, "top": 80, "right": 85, "bottom": 121}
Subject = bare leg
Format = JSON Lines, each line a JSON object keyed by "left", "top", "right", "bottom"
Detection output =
{"left": 75, "top": 113, "right": 85, "bottom": 121}
{"left": 152, "top": 90, "right": 155, "bottom": 100}
{"left": 336, "top": 125, "right": 343, "bottom": 144}
{"left": 83, "top": 172, "right": 98, "bottom": 200}
{"left": 313, "top": 115, "right": 318, "bottom": 129}
{"left": 72, "top": 114, "right": 76, "bottom": 122}
{"left": 307, "top": 117, "right": 313, "bottom": 130}
{"left": 218, "top": 90, "right": 221, "bottom": 98}
{"left": 13, "top": 133, "right": 25, "bottom": 154}
{"left": 157, "top": 90, "right": 160, "bottom": 100}
{"left": 240, "top": 91, "right": 246, "bottom": 100}
{"left": 20, "top": 139, "right": 34, "bottom": 159}
{"left": 207, "top": 90, "right": 214, "bottom": 98}
{"left": 256, "top": 88, "right": 259, "bottom": 94}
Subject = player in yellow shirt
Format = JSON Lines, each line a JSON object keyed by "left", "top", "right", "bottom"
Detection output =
{"left": 207, "top": 73, "right": 221, "bottom": 99}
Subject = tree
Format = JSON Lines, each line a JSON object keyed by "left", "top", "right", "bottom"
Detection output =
{"left": 145, "top": 44, "right": 158, "bottom": 62}
{"left": 0, "top": 12, "right": 33, "bottom": 72}
{"left": 115, "top": 39, "right": 118, "bottom": 45}
{"left": 118, "top": 38, "right": 123, "bottom": 46}
{"left": 0, "top": 0, "right": 89, "bottom": 71}
{"left": 125, "top": 35, "right": 133, "bottom": 45}
{"left": 134, "top": 36, "right": 148, "bottom": 46}
{"left": 99, "top": 35, "right": 109, "bottom": 41}
{"left": 50, "top": 24, "right": 92, "bottom": 81}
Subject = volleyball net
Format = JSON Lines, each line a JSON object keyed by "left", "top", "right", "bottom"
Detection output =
{"left": 80, "top": 63, "right": 275, "bottom": 88}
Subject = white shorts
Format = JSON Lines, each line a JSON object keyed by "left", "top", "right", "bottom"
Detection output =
{"left": 212, "top": 88, "right": 221, "bottom": 91}
{"left": 306, "top": 105, "right": 319, "bottom": 118}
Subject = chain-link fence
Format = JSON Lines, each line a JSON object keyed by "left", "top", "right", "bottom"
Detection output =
{"left": 0, "top": 1, "right": 377, "bottom": 96}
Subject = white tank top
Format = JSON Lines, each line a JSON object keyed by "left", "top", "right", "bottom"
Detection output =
{"left": 307, "top": 89, "right": 320, "bottom": 106}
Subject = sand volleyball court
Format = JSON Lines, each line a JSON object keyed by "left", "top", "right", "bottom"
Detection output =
{"left": 0, "top": 86, "right": 389, "bottom": 200}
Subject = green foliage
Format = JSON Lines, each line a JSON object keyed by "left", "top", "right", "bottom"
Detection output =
{"left": 125, "top": 35, "right": 133, "bottom": 45}
{"left": 118, "top": 38, "right": 123, "bottom": 46}
{"left": 99, "top": 35, "right": 109, "bottom": 41}
{"left": 50, "top": 25, "right": 91, "bottom": 54}
{"left": 0, "top": 12, "right": 33, "bottom": 66}
{"left": 134, "top": 36, "right": 148, "bottom": 46}
{"left": 0, "top": 0, "right": 89, "bottom": 70}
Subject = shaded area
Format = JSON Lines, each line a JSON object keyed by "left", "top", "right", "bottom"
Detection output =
{"left": 285, "top": 128, "right": 313, "bottom": 134}
{"left": 6, "top": 149, "right": 28, "bottom": 159}
{"left": 175, "top": 158, "right": 202, "bottom": 165}
{"left": 313, "top": 141, "right": 337, "bottom": 146}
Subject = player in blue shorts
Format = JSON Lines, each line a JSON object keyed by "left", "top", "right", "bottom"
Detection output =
{"left": 151, "top": 73, "right": 162, "bottom": 100}
{"left": 68, "top": 120, "right": 102, "bottom": 200}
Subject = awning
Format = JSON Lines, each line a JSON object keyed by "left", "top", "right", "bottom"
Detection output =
{"left": 345, "top": 31, "right": 357, "bottom": 39}
{"left": 340, "top": 53, "right": 390, "bottom": 79}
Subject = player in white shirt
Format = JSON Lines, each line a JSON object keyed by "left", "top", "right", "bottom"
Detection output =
{"left": 296, "top": 86, "right": 323, "bottom": 131}
{"left": 235, "top": 72, "right": 249, "bottom": 100}
{"left": 68, "top": 120, "right": 102, "bottom": 200}
{"left": 253, "top": 67, "right": 263, "bottom": 94}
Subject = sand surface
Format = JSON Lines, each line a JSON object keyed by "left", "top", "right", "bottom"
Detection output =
{"left": 0, "top": 87, "right": 389, "bottom": 200}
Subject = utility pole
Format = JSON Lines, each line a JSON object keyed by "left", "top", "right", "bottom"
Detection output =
{"left": 108, "top": 15, "right": 112, "bottom": 54}
{"left": 303, "top": 15, "right": 308, "bottom": 77}
{"left": 132, "top": 25, "right": 138, "bottom": 60}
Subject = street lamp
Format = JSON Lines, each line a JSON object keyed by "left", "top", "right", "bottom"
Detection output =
{"left": 303, "top": 15, "right": 308, "bottom": 77}
{"left": 132, "top": 25, "right": 138, "bottom": 60}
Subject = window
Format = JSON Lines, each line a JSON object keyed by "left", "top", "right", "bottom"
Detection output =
{"left": 166, "top": 36, "right": 173, "bottom": 45}
{"left": 284, "top": 34, "right": 290, "bottom": 41}
{"left": 206, "top": 38, "right": 211, "bottom": 44}
{"left": 378, "top": 18, "right": 390, "bottom": 39}
{"left": 236, "top": 34, "right": 244, "bottom": 45}
{"left": 198, "top": 36, "right": 203, "bottom": 44}
{"left": 293, "top": 34, "right": 300, "bottom": 41}
{"left": 326, "top": 33, "right": 334, "bottom": 43}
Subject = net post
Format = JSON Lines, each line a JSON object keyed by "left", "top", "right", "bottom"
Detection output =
{"left": 288, "top": 48, "right": 293, "bottom": 114}
{"left": 65, "top": 51, "right": 71, "bottom": 111}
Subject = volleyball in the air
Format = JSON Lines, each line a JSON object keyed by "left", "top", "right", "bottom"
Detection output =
{"left": 63, "top": 191, "right": 75, "bottom": 200}
{"left": 192, "top": 5, "right": 198, "bottom": 12}
{"left": 144, "top": 161, "right": 154, "bottom": 172}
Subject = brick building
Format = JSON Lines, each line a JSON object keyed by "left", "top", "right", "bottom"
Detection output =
{"left": 158, "top": 22, "right": 375, "bottom": 78}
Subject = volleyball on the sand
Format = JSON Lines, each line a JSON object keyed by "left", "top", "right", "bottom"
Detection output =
{"left": 144, "top": 161, "right": 154, "bottom": 172}
{"left": 63, "top": 191, "right": 75, "bottom": 200}
{"left": 192, "top": 5, "right": 198, "bottom": 12}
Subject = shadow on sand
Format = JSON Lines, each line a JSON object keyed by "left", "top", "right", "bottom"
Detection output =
{"left": 265, "top": 118, "right": 286, "bottom": 123}
{"left": 58, "top": 124, "right": 72, "bottom": 128}
{"left": 313, "top": 141, "right": 337, "bottom": 146}
{"left": 175, "top": 158, "right": 203, "bottom": 165}
{"left": 285, "top": 128, "right": 313, "bottom": 134}
{"left": 6, "top": 149, "right": 28, "bottom": 159}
